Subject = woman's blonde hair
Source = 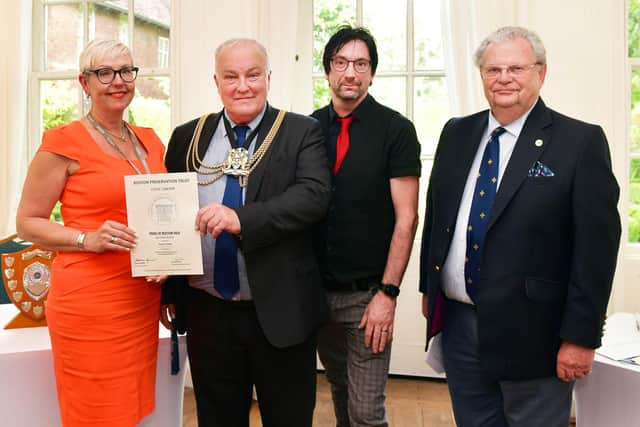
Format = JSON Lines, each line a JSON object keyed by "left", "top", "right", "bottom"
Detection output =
{"left": 79, "top": 39, "right": 133, "bottom": 72}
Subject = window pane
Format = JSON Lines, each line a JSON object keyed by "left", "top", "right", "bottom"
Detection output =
{"left": 312, "top": 78, "right": 331, "bottom": 111}
{"left": 414, "top": 76, "right": 449, "bottom": 155}
{"left": 313, "top": 0, "right": 356, "bottom": 74}
{"left": 89, "top": 1, "right": 129, "bottom": 44}
{"left": 45, "top": 3, "right": 83, "bottom": 71}
{"left": 133, "top": 0, "right": 171, "bottom": 68}
{"left": 41, "top": 80, "right": 80, "bottom": 133}
{"left": 129, "top": 77, "right": 171, "bottom": 144}
{"left": 631, "top": 69, "right": 640, "bottom": 152}
{"left": 414, "top": 0, "right": 444, "bottom": 70}
{"left": 369, "top": 77, "right": 406, "bottom": 116}
{"left": 630, "top": 0, "right": 640, "bottom": 57}
{"left": 363, "top": 0, "right": 406, "bottom": 72}
{"left": 630, "top": 159, "right": 640, "bottom": 243}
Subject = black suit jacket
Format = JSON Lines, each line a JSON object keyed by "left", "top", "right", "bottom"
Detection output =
{"left": 163, "top": 105, "right": 331, "bottom": 348}
{"left": 419, "top": 99, "right": 621, "bottom": 380}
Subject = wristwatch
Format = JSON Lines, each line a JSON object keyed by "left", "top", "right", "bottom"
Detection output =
{"left": 377, "top": 283, "right": 400, "bottom": 298}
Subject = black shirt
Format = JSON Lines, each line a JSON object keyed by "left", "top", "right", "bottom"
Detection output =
{"left": 311, "top": 94, "right": 421, "bottom": 286}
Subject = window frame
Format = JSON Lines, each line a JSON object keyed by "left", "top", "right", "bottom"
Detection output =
{"left": 158, "top": 35, "right": 169, "bottom": 69}
{"left": 311, "top": 0, "right": 447, "bottom": 164}
{"left": 29, "top": 0, "right": 171, "bottom": 159}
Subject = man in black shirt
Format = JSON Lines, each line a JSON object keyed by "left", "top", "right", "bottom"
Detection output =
{"left": 312, "top": 26, "right": 421, "bottom": 426}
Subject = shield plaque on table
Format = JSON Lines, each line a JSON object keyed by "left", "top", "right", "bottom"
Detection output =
{"left": 2, "top": 244, "right": 56, "bottom": 329}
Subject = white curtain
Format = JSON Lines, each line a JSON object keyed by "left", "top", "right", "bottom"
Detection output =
{"left": 0, "top": 1, "right": 32, "bottom": 236}
{"left": 172, "top": 0, "right": 303, "bottom": 123}
{"left": 441, "top": 0, "right": 518, "bottom": 116}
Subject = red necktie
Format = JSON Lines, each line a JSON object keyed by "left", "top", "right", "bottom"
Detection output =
{"left": 334, "top": 116, "right": 353, "bottom": 174}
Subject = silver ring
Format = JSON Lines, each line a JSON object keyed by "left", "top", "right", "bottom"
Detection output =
{"left": 110, "top": 236, "right": 118, "bottom": 244}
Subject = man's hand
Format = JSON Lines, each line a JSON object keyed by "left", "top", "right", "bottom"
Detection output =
{"left": 359, "top": 291, "right": 397, "bottom": 354}
{"left": 556, "top": 340, "right": 595, "bottom": 381}
{"left": 160, "top": 304, "right": 175, "bottom": 330}
{"left": 195, "top": 203, "right": 241, "bottom": 238}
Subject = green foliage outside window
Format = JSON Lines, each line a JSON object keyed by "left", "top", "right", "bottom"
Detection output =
{"left": 41, "top": 81, "right": 77, "bottom": 223}
{"left": 630, "top": 0, "right": 640, "bottom": 242}
{"left": 629, "top": 0, "right": 640, "bottom": 58}
{"left": 312, "top": 0, "right": 355, "bottom": 111}
{"left": 41, "top": 80, "right": 170, "bottom": 224}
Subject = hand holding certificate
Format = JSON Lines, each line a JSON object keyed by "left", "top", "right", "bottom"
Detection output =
{"left": 124, "top": 172, "right": 203, "bottom": 277}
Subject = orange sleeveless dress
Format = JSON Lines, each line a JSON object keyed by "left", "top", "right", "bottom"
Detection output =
{"left": 40, "top": 121, "right": 166, "bottom": 427}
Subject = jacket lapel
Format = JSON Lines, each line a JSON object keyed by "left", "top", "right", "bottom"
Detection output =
{"left": 444, "top": 114, "right": 488, "bottom": 222}
{"left": 488, "top": 99, "right": 553, "bottom": 229}
{"left": 246, "top": 105, "right": 279, "bottom": 202}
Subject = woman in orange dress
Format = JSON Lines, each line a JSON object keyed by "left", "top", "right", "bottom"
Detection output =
{"left": 16, "top": 40, "right": 166, "bottom": 427}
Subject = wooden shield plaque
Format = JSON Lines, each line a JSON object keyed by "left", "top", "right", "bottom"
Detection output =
{"left": 2, "top": 245, "right": 56, "bottom": 329}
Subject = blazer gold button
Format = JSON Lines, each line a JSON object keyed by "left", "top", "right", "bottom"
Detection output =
{"left": 435, "top": 265, "right": 440, "bottom": 272}
{"left": 534, "top": 139, "right": 543, "bottom": 147}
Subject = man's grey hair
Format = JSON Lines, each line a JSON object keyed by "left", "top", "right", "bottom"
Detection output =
{"left": 474, "top": 26, "right": 546, "bottom": 68}
{"left": 215, "top": 38, "right": 270, "bottom": 70}
{"left": 79, "top": 39, "right": 132, "bottom": 72}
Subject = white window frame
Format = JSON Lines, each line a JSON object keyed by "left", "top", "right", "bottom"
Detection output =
{"left": 29, "top": 0, "right": 171, "bottom": 159}
{"left": 311, "top": 0, "right": 447, "bottom": 164}
{"left": 158, "top": 36, "right": 169, "bottom": 69}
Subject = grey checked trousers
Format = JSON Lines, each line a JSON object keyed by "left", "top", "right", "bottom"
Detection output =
{"left": 317, "top": 290, "right": 392, "bottom": 427}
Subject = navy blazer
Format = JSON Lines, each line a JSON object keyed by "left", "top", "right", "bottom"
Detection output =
{"left": 419, "top": 99, "right": 621, "bottom": 380}
{"left": 163, "top": 106, "right": 331, "bottom": 348}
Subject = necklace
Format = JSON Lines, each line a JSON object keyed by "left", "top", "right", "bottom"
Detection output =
{"left": 87, "top": 112, "right": 151, "bottom": 175}
{"left": 106, "top": 124, "right": 128, "bottom": 142}
{"left": 185, "top": 109, "right": 286, "bottom": 187}
{"left": 87, "top": 114, "right": 127, "bottom": 142}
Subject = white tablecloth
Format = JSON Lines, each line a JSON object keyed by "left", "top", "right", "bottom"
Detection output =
{"left": 574, "top": 313, "right": 640, "bottom": 427}
{"left": 0, "top": 304, "right": 187, "bottom": 427}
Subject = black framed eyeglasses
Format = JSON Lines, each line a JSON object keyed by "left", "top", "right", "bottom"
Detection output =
{"left": 84, "top": 66, "right": 139, "bottom": 84}
{"left": 331, "top": 57, "right": 371, "bottom": 73}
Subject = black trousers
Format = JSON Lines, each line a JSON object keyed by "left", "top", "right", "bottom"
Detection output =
{"left": 185, "top": 287, "right": 317, "bottom": 427}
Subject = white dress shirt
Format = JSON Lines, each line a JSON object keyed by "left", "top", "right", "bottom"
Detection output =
{"left": 441, "top": 103, "right": 536, "bottom": 304}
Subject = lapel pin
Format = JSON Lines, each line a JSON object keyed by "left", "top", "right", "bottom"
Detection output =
{"left": 534, "top": 139, "right": 543, "bottom": 147}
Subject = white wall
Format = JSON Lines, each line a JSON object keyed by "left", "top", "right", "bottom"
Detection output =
{"left": 171, "top": 0, "right": 309, "bottom": 124}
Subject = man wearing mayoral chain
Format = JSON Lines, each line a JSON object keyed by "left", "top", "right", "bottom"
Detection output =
{"left": 161, "top": 38, "right": 331, "bottom": 426}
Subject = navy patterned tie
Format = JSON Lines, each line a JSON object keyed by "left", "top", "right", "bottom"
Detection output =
{"left": 213, "top": 125, "right": 249, "bottom": 298}
{"left": 465, "top": 127, "right": 505, "bottom": 302}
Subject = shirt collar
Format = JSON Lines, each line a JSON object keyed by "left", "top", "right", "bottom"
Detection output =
{"left": 328, "top": 94, "right": 373, "bottom": 123}
{"left": 487, "top": 98, "right": 538, "bottom": 138}
{"left": 223, "top": 103, "right": 267, "bottom": 135}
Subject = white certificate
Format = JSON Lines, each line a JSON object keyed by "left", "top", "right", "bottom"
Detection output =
{"left": 124, "top": 172, "right": 203, "bottom": 277}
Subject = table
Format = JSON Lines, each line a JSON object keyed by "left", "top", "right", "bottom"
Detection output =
{"left": 0, "top": 304, "right": 187, "bottom": 427}
{"left": 574, "top": 313, "right": 640, "bottom": 427}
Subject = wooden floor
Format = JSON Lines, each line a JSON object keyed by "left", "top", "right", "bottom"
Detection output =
{"left": 182, "top": 374, "right": 456, "bottom": 427}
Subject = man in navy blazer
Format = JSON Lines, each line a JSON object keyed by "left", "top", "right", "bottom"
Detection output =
{"left": 419, "top": 26, "right": 620, "bottom": 426}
